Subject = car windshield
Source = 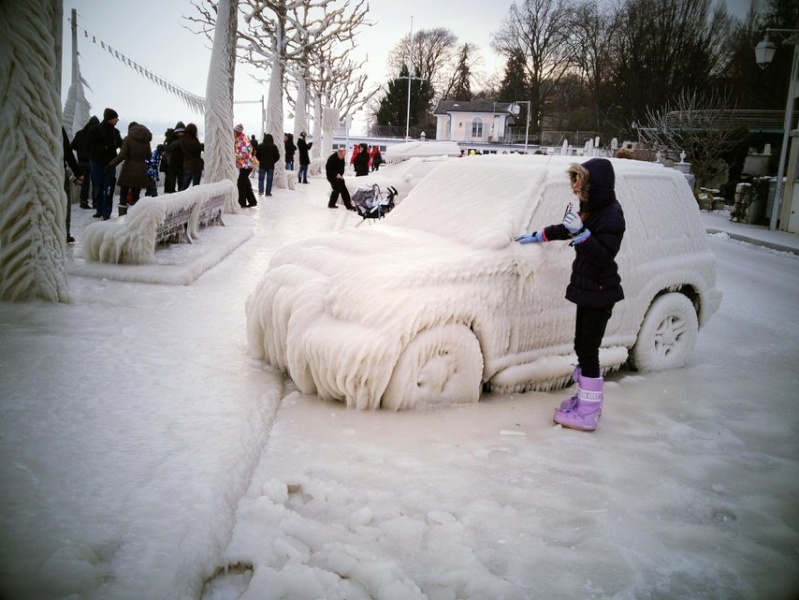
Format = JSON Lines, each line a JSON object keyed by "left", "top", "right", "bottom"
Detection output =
{"left": 385, "top": 155, "right": 557, "bottom": 250}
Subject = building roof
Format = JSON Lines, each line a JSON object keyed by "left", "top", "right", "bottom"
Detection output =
{"left": 433, "top": 100, "right": 516, "bottom": 115}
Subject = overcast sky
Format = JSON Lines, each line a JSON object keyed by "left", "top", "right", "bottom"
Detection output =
{"left": 59, "top": 0, "right": 758, "bottom": 138}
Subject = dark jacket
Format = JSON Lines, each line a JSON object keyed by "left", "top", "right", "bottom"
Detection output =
{"left": 71, "top": 116, "right": 99, "bottom": 163}
{"left": 325, "top": 151, "right": 346, "bottom": 181}
{"left": 255, "top": 134, "right": 280, "bottom": 170}
{"left": 166, "top": 137, "right": 183, "bottom": 172}
{"left": 62, "top": 127, "right": 83, "bottom": 178}
{"left": 180, "top": 131, "right": 204, "bottom": 173}
{"left": 544, "top": 158, "right": 625, "bottom": 308}
{"left": 297, "top": 136, "right": 312, "bottom": 165}
{"left": 107, "top": 124, "right": 153, "bottom": 188}
{"left": 354, "top": 147, "right": 370, "bottom": 176}
{"left": 87, "top": 119, "right": 122, "bottom": 166}
{"left": 284, "top": 134, "right": 296, "bottom": 162}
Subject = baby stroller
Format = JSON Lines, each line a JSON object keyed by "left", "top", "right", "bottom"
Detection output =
{"left": 351, "top": 184, "right": 398, "bottom": 224}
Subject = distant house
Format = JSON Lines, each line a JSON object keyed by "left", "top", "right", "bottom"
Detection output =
{"left": 433, "top": 100, "right": 516, "bottom": 144}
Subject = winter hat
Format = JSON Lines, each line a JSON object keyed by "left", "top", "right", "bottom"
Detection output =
{"left": 174, "top": 121, "right": 186, "bottom": 134}
{"left": 234, "top": 124, "right": 244, "bottom": 133}
{"left": 103, "top": 108, "right": 118, "bottom": 121}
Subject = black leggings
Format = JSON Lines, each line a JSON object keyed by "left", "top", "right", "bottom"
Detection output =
{"left": 574, "top": 305, "right": 613, "bottom": 379}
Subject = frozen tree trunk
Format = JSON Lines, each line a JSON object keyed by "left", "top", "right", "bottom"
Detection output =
{"left": 293, "top": 71, "right": 309, "bottom": 141}
{"left": 322, "top": 107, "right": 339, "bottom": 160}
{"left": 0, "top": 0, "right": 69, "bottom": 303}
{"left": 266, "top": 55, "right": 288, "bottom": 189}
{"left": 310, "top": 93, "right": 323, "bottom": 174}
{"left": 204, "top": 0, "right": 239, "bottom": 213}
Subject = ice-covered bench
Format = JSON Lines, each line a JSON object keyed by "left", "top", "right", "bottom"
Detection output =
{"left": 196, "top": 191, "right": 226, "bottom": 229}
{"left": 83, "top": 180, "right": 236, "bottom": 265}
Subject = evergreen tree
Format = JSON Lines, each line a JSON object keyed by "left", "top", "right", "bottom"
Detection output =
{"left": 444, "top": 43, "right": 474, "bottom": 100}
{"left": 375, "top": 63, "right": 435, "bottom": 136}
{"left": 497, "top": 48, "right": 530, "bottom": 103}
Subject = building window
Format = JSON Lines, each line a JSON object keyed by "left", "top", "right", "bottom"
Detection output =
{"left": 471, "top": 118, "right": 483, "bottom": 139}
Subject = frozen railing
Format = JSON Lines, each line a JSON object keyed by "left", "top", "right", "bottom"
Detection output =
{"left": 82, "top": 180, "right": 236, "bottom": 265}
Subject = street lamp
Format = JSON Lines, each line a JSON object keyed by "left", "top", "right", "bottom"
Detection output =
{"left": 512, "top": 101, "right": 531, "bottom": 152}
{"left": 755, "top": 28, "right": 799, "bottom": 231}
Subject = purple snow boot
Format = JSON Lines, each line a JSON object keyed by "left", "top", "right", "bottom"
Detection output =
{"left": 558, "top": 366, "right": 582, "bottom": 411}
{"left": 553, "top": 375, "right": 603, "bottom": 431}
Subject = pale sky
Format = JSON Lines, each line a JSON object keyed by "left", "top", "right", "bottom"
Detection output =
{"left": 60, "top": 0, "right": 756, "bottom": 138}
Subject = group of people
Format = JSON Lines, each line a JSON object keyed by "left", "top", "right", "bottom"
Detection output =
{"left": 350, "top": 143, "right": 383, "bottom": 176}
{"left": 279, "top": 131, "right": 313, "bottom": 183}
{"left": 66, "top": 110, "right": 204, "bottom": 231}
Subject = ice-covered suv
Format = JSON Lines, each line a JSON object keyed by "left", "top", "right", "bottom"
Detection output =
{"left": 246, "top": 155, "right": 722, "bottom": 410}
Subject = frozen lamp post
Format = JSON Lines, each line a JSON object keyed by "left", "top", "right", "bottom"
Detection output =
{"left": 512, "top": 101, "right": 531, "bottom": 152}
{"left": 399, "top": 17, "right": 426, "bottom": 142}
{"left": 755, "top": 29, "right": 799, "bottom": 231}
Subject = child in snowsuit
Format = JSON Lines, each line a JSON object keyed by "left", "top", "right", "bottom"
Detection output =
{"left": 514, "top": 158, "right": 626, "bottom": 431}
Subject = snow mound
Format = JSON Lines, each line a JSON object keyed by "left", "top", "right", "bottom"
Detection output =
{"left": 385, "top": 141, "right": 460, "bottom": 164}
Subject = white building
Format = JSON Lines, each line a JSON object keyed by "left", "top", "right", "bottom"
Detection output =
{"left": 433, "top": 100, "right": 516, "bottom": 144}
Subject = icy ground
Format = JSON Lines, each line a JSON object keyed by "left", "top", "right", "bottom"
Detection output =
{"left": 1, "top": 171, "right": 798, "bottom": 600}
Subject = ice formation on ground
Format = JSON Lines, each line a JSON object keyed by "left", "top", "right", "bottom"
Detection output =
{"left": 246, "top": 155, "right": 721, "bottom": 410}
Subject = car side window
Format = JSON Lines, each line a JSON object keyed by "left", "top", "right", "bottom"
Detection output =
{"left": 528, "top": 181, "right": 573, "bottom": 231}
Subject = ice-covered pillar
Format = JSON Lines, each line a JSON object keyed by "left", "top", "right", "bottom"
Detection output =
{"left": 309, "top": 93, "right": 323, "bottom": 174}
{"left": 322, "top": 107, "right": 339, "bottom": 161}
{"left": 311, "top": 94, "right": 323, "bottom": 160}
{"left": 266, "top": 55, "right": 287, "bottom": 189}
{"left": 293, "top": 70, "right": 309, "bottom": 142}
{"left": 204, "top": 0, "right": 239, "bottom": 212}
{"left": 62, "top": 9, "right": 78, "bottom": 138}
{"left": 0, "top": 0, "right": 70, "bottom": 303}
{"left": 63, "top": 10, "right": 92, "bottom": 137}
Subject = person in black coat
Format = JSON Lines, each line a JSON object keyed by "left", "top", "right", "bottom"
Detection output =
{"left": 296, "top": 132, "right": 312, "bottom": 183}
{"left": 284, "top": 133, "right": 296, "bottom": 171}
{"left": 255, "top": 133, "right": 280, "bottom": 196}
{"left": 353, "top": 142, "right": 370, "bottom": 177}
{"left": 71, "top": 115, "right": 98, "bottom": 208}
{"left": 325, "top": 148, "right": 354, "bottom": 210}
{"left": 165, "top": 122, "right": 185, "bottom": 193}
{"left": 62, "top": 127, "right": 85, "bottom": 242}
{"left": 86, "top": 107, "right": 122, "bottom": 219}
{"left": 514, "top": 158, "right": 626, "bottom": 431}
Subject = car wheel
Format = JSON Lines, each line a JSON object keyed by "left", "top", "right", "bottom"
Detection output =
{"left": 382, "top": 324, "right": 483, "bottom": 410}
{"left": 630, "top": 293, "right": 699, "bottom": 372}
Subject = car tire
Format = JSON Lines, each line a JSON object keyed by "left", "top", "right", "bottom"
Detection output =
{"left": 382, "top": 324, "right": 483, "bottom": 410}
{"left": 629, "top": 292, "right": 699, "bottom": 372}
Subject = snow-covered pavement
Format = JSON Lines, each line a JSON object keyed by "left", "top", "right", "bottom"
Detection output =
{"left": 1, "top": 173, "right": 798, "bottom": 600}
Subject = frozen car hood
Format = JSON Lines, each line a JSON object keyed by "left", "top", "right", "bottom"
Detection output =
{"left": 384, "top": 155, "right": 550, "bottom": 250}
{"left": 267, "top": 223, "right": 540, "bottom": 329}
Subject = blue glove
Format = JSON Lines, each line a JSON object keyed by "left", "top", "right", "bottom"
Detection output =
{"left": 514, "top": 231, "right": 545, "bottom": 244}
{"left": 570, "top": 229, "right": 591, "bottom": 245}
{"left": 562, "top": 211, "right": 583, "bottom": 234}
